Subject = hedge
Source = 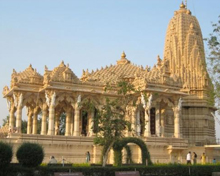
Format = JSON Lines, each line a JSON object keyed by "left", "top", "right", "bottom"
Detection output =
{"left": 113, "top": 137, "right": 152, "bottom": 166}
{"left": 0, "top": 141, "right": 13, "bottom": 168}
{"left": 1, "top": 164, "right": 220, "bottom": 176}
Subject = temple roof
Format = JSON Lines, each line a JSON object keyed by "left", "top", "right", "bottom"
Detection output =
{"left": 81, "top": 52, "right": 146, "bottom": 84}
{"left": 10, "top": 64, "right": 43, "bottom": 87}
{"left": 81, "top": 52, "right": 182, "bottom": 88}
{"left": 44, "top": 61, "right": 80, "bottom": 84}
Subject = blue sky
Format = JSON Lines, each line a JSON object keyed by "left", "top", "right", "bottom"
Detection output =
{"left": 0, "top": 0, "right": 219, "bottom": 138}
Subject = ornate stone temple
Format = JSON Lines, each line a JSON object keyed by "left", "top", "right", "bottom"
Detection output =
{"left": 1, "top": 3, "right": 218, "bottom": 163}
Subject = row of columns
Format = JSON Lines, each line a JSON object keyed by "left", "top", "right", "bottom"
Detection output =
{"left": 8, "top": 101, "right": 96, "bottom": 137}
{"left": 134, "top": 98, "right": 181, "bottom": 138}
{"left": 8, "top": 92, "right": 181, "bottom": 138}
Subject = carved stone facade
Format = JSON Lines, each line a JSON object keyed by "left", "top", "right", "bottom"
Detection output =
{"left": 1, "top": 3, "right": 217, "bottom": 163}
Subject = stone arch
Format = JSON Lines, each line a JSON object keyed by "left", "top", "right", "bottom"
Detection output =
{"left": 154, "top": 97, "right": 174, "bottom": 107}
{"left": 113, "top": 137, "right": 152, "bottom": 166}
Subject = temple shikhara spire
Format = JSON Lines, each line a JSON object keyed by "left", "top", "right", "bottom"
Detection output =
{"left": 1, "top": 3, "right": 217, "bottom": 164}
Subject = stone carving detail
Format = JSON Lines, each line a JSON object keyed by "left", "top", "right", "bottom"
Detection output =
{"left": 77, "top": 94, "right": 81, "bottom": 104}
{"left": 45, "top": 93, "right": 50, "bottom": 106}
{"left": 178, "top": 98, "right": 182, "bottom": 111}
{"left": 2, "top": 86, "right": 9, "bottom": 96}
{"left": 141, "top": 93, "right": 146, "bottom": 108}
{"left": 45, "top": 91, "right": 56, "bottom": 107}
{"left": 147, "top": 94, "right": 153, "bottom": 109}
{"left": 163, "top": 3, "right": 212, "bottom": 93}
{"left": 18, "top": 93, "right": 23, "bottom": 107}
{"left": 44, "top": 61, "right": 79, "bottom": 84}
{"left": 51, "top": 92, "right": 56, "bottom": 106}
{"left": 13, "top": 94, "right": 18, "bottom": 107}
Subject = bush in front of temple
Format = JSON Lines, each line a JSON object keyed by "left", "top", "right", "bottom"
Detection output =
{"left": 16, "top": 142, "right": 44, "bottom": 167}
{"left": 0, "top": 141, "right": 13, "bottom": 168}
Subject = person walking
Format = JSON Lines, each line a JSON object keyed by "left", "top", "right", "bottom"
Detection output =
{"left": 86, "top": 151, "right": 90, "bottom": 163}
{"left": 201, "top": 153, "right": 206, "bottom": 165}
{"left": 192, "top": 152, "right": 197, "bottom": 164}
{"left": 186, "top": 151, "right": 191, "bottom": 165}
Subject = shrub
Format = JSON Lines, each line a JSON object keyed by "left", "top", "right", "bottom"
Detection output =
{"left": 0, "top": 141, "right": 13, "bottom": 168}
{"left": 16, "top": 142, "right": 44, "bottom": 167}
{"left": 113, "top": 137, "right": 152, "bottom": 166}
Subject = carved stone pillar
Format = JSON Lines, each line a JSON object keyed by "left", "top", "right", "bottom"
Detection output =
{"left": 65, "top": 107, "right": 71, "bottom": 136}
{"left": 54, "top": 112, "right": 61, "bottom": 135}
{"left": 144, "top": 107, "right": 151, "bottom": 137}
{"left": 32, "top": 107, "right": 39, "bottom": 134}
{"left": 47, "top": 92, "right": 56, "bottom": 135}
{"left": 9, "top": 106, "right": 15, "bottom": 132}
{"left": 161, "top": 109, "right": 165, "bottom": 137}
{"left": 16, "top": 105, "right": 22, "bottom": 133}
{"left": 48, "top": 106, "right": 56, "bottom": 135}
{"left": 70, "top": 111, "right": 74, "bottom": 136}
{"left": 155, "top": 104, "right": 161, "bottom": 137}
{"left": 173, "top": 100, "right": 181, "bottom": 138}
{"left": 144, "top": 94, "right": 152, "bottom": 137}
{"left": 136, "top": 110, "right": 141, "bottom": 136}
{"left": 15, "top": 93, "right": 23, "bottom": 133}
{"left": 73, "top": 105, "right": 80, "bottom": 136}
{"left": 88, "top": 110, "right": 94, "bottom": 136}
{"left": 41, "top": 103, "right": 48, "bottom": 135}
{"left": 27, "top": 108, "right": 33, "bottom": 134}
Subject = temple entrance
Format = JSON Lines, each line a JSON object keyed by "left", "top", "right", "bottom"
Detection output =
{"left": 150, "top": 108, "right": 155, "bottom": 135}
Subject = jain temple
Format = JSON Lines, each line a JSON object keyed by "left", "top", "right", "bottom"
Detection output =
{"left": 1, "top": 3, "right": 220, "bottom": 164}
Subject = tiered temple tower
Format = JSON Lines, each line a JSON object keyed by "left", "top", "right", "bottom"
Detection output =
{"left": 163, "top": 2, "right": 215, "bottom": 145}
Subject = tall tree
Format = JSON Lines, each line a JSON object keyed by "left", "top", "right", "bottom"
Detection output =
{"left": 93, "top": 81, "right": 137, "bottom": 167}
{"left": 206, "top": 15, "right": 220, "bottom": 112}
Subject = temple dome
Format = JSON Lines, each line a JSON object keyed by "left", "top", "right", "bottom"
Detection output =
{"left": 163, "top": 3, "right": 209, "bottom": 91}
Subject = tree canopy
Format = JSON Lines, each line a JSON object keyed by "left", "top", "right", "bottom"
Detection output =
{"left": 93, "top": 81, "right": 137, "bottom": 166}
{"left": 206, "top": 15, "right": 220, "bottom": 112}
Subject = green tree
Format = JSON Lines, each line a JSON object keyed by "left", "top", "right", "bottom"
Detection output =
{"left": 206, "top": 15, "right": 220, "bottom": 112}
{"left": 59, "top": 113, "right": 66, "bottom": 135}
{"left": 0, "top": 142, "right": 13, "bottom": 168}
{"left": 93, "top": 81, "right": 136, "bottom": 167}
{"left": 2, "top": 116, "right": 9, "bottom": 126}
{"left": 16, "top": 142, "right": 44, "bottom": 167}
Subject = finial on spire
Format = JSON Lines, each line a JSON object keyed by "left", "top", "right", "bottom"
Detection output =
{"left": 180, "top": 1, "right": 186, "bottom": 9}
{"left": 117, "top": 51, "right": 130, "bottom": 65}
{"left": 121, "top": 51, "right": 126, "bottom": 58}
{"left": 185, "top": 0, "right": 187, "bottom": 9}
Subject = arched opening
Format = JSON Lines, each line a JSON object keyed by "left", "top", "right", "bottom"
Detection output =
{"left": 113, "top": 137, "right": 152, "bottom": 166}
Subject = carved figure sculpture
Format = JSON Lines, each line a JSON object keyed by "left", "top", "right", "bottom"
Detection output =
{"left": 51, "top": 92, "right": 56, "bottom": 106}
{"left": 141, "top": 93, "right": 146, "bottom": 108}
{"left": 18, "top": 93, "right": 23, "bottom": 107}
